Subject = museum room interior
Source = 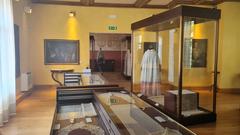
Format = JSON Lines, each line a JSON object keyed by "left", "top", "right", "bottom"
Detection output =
{"left": 0, "top": 0, "right": 240, "bottom": 135}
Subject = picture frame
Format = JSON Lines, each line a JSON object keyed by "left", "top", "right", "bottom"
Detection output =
{"left": 191, "top": 39, "right": 208, "bottom": 68}
{"left": 44, "top": 39, "right": 79, "bottom": 65}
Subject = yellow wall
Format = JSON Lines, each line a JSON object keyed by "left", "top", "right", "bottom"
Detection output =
{"left": 218, "top": 2, "right": 240, "bottom": 89}
{"left": 13, "top": 0, "right": 31, "bottom": 94}
{"left": 183, "top": 21, "right": 215, "bottom": 87}
{"left": 29, "top": 4, "right": 162, "bottom": 85}
{"left": 15, "top": 2, "right": 240, "bottom": 89}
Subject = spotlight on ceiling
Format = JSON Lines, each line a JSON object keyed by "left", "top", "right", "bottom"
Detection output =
{"left": 69, "top": 11, "right": 76, "bottom": 17}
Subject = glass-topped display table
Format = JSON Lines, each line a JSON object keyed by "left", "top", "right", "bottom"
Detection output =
{"left": 52, "top": 86, "right": 196, "bottom": 135}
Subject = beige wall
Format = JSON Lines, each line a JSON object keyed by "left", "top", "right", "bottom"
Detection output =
{"left": 218, "top": 2, "right": 240, "bottom": 89}
{"left": 28, "top": 4, "right": 162, "bottom": 85}
{"left": 13, "top": 0, "right": 31, "bottom": 94}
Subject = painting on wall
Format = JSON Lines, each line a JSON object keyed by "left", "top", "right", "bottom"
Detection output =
{"left": 44, "top": 39, "right": 79, "bottom": 65}
{"left": 191, "top": 39, "right": 208, "bottom": 67}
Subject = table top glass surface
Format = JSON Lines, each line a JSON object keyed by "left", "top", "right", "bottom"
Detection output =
{"left": 80, "top": 73, "right": 107, "bottom": 86}
{"left": 95, "top": 91, "right": 196, "bottom": 135}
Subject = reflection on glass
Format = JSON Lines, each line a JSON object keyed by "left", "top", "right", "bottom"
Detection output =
{"left": 96, "top": 92, "right": 195, "bottom": 135}
{"left": 81, "top": 74, "right": 106, "bottom": 85}
{"left": 140, "top": 47, "right": 160, "bottom": 97}
{"left": 133, "top": 18, "right": 181, "bottom": 116}
{"left": 133, "top": 16, "right": 217, "bottom": 119}
{"left": 182, "top": 17, "right": 216, "bottom": 113}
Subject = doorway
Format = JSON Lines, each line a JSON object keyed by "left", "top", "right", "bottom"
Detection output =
{"left": 89, "top": 33, "right": 131, "bottom": 75}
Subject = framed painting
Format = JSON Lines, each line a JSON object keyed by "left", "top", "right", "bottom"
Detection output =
{"left": 44, "top": 39, "right": 79, "bottom": 65}
{"left": 191, "top": 39, "right": 208, "bottom": 67}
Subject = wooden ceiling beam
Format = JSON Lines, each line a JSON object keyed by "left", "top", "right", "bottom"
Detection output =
{"left": 167, "top": 0, "right": 216, "bottom": 8}
{"left": 31, "top": 0, "right": 240, "bottom": 9}
{"left": 135, "top": 0, "right": 151, "bottom": 8}
{"left": 31, "top": 0, "right": 164, "bottom": 8}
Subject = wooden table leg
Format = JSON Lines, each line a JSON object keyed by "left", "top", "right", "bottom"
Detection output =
{"left": 51, "top": 72, "right": 63, "bottom": 86}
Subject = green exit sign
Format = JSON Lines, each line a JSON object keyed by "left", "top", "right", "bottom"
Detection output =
{"left": 108, "top": 25, "right": 117, "bottom": 31}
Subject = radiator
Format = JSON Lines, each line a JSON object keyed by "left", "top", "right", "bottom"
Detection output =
{"left": 21, "top": 72, "right": 33, "bottom": 91}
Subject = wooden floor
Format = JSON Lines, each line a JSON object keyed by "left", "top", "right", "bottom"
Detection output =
{"left": 0, "top": 72, "right": 239, "bottom": 135}
{"left": 189, "top": 92, "right": 240, "bottom": 135}
{"left": 0, "top": 86, "right": 56, "bottom": 135}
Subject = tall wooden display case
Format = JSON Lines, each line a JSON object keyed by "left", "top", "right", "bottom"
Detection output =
{"left": 131, "top": 6, "right": 221, "bottom": 125}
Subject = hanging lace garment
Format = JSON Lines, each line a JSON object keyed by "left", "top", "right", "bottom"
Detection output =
{"left": 140, "top": 49, "right": 160, "bottom": 97}
{"left": 124, "top": 50, "right": 132, "bottom": 76}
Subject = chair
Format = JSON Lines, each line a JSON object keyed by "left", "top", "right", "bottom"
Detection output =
{"left": 64, "top": 72, "right": 81, "bottom": 86}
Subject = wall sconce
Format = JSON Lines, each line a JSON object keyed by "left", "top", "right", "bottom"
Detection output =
{"left": 190, "top": 20, "right": 195, "bottom": 38}
{"left": 69, "top": 11, "right": 76, "bottom": 17}
{"left": 138, "top": 35, "right": 142, "bottom": 50}
{"left": 24, "top": 6, "right": 32, "bottom": 14}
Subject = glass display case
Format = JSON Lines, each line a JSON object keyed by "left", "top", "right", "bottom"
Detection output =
{"left": 53, "top": 86, "right": 196, "bottom": 135}
{"left": 131, "top": 6, "right": 221, "bottom": 125}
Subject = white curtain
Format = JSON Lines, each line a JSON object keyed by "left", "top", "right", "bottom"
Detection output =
{"left": 0, "top": 0, "right": 16, "bottom": 126}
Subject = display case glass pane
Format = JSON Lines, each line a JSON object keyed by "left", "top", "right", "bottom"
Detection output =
{"left": 95, "top": 91, "right": 196, "bottom": 135}
{"left": 181, "top": 17, "right": 217, "bottom": 115}
{"left": 132, "top": 17, "right": 181, "bottom": 116}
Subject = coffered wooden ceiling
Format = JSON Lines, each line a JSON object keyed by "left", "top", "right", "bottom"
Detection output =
{"left": 31, "top": 0, "right": 239, "bottom": 9}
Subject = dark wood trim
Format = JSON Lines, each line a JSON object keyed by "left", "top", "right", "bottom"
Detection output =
{"left": 93, "top": 3, "right": 133, "bottom": 8}
{"left": 57, "top": 85, "right": 119, "bottom": 90}
{"left": 213, "top": 20, "right": 220, "bottom": 113}
{"left": 181, "top": 6, "right": 221, "bottom": 20}
{"left": 178, "top": 16, "right": 184, "bottom": 119}
{"left": 131, "top": 6, "right": 181, "bottom": 30}
{"left": 49, "top": 107, "right": 57, "bottom": 135}
{"left": 167, "top": 0, "right": 240, "bottom": 8}
{"left": 131, "top": 6, "right": 221, "bottom": 30}
{"left": 218, "top": 88, "right": 240, "bottom": 94}
{"left": 16, "top": 90, "right": 32, "bottom": 104}
{"left": 31, "top": 0, "right": 240, "bottom": 9}
{"left": 31, "top": 0, "right": 166, "bottom": 9}
{"left": 32, "top": 0, "right": 83, "bottom": 6}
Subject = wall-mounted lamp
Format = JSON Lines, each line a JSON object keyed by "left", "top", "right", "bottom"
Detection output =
{"left": 190, "top": 20, "right": 195, "bottom": 38}
{"left": 24, "top": 6, "right": 32, "bottom": 14}
{"left": 138, "top": 35, "right": 142, "bottom": 50}
{"left": 69, "top": 11, "right": 76, "bottom": 17}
